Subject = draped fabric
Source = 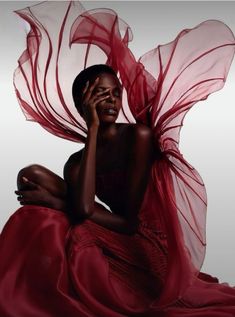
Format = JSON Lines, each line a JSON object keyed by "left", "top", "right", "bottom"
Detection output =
{"left": 1, "top": 1, "right": 235, "bottom": 316}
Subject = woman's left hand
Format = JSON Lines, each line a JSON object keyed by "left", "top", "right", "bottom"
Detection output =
{"left": 81, "top": 78, "right": 110, "bottom": 129}
{"left": 15, "top": 178, "right": 65, "bottom": 210}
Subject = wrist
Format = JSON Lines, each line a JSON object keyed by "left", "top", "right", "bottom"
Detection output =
{"left": 87, "top": 124, "right": 99, "bottom": 135}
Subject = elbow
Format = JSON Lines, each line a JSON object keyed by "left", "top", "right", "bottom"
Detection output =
{"left": 70, "top": 208, "right": 93, "bottom": 224}
{"left": 80, "top": 206, "right": 93, "bottom": 219}
{"left": 75, "top": 204, "right": 94, "bottom": 219}
{"left": 68, "top": 200, "right": 94, "bottom": 221}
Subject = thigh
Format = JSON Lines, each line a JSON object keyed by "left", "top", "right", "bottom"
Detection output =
{"left": 17, "top": 164, "right": 67, "bottom": 199}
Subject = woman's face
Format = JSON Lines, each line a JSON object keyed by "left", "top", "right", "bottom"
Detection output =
{"left": 91, "top": 72, "right": 123, "bottom": 124}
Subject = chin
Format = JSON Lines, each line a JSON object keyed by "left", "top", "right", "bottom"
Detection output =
{"left": 99, "top": 115, "right": 118, "bottom": 124}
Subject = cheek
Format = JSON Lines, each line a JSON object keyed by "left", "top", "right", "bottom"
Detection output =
{"left": 117, "top": 100, "right": 122, "bottom": 110}
{"left": 96, "top": 100, "right": 106, "bottom": 110}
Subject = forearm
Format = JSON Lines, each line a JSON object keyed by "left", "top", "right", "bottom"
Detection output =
{"left": 89, "top": 202, "right": 138, "bottom": 235}
{"left": 70, "top": 127, "right": 98, "bottom": 217}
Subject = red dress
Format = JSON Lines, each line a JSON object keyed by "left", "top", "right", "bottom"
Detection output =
{"left": 1, "top": 1, "right": 235, "bottom": 316}
{"left": 1, "top": 170, "right": 235, "bottom": 316}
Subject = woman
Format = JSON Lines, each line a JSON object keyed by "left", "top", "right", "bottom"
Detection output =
{"left": 16, "top": 64, "right": 154, "bottom": 236}
{"left": 1, "top": 1, "right": 235, "bottom": 316}
{"left": 1, "top": 64, "right": 166, "bottom": 316}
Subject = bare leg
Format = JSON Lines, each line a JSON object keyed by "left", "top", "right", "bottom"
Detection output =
{"left": 17, "top": 164, "right": 67, "bottom": 199}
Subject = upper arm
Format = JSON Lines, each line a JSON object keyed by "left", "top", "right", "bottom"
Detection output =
{"left": 63, "top": 150, "right": 84, "bottom": 218}
{"left": 63, "top": 149, "right": 83, "bottom": 188}
{"left": 124, "top": 124, "right": 153, "bottom": 221}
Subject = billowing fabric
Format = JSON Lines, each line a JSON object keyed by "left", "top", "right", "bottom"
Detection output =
{"left": 1, "top": 1, "right": 235, "bottom": 316}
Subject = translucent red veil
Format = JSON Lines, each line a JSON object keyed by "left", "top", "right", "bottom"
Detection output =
{"left": 13, "top": 0, "right": 235, "bottom": 309}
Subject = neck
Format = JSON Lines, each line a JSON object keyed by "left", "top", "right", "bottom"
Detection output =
{"left": 97, "top": 123, "right": 118, "bottom": 146}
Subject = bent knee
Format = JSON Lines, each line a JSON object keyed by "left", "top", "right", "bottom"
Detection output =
{"left": 17, "top": 164, "right": 67, "bottom": 198}
{"left": 17, "top": 164, "right": 45, "bottom": 189}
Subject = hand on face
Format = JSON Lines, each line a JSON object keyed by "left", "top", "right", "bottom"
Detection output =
{"left": 15, "top": 177, "right": 58, "bottom": 209}
{"left": 81, "top": 77, "right": 110, "bottom": 128}
{"left": 81, "top": 73, "right": 122, "bottom": 129}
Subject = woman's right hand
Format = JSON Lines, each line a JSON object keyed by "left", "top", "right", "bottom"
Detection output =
{"left": 15, "top": 177, "right": 66, "bottom": 211}
{"left": 81, "top": 78, "right": 109, "bottom": 129}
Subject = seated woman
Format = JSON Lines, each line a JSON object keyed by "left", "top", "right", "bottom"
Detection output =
{"left": 1, "top": 64, "right": 166, "bottom": 317}
{"left": 16, "top": 64, "right": 154, "bottom": 236}
{"left": 2, "top": 2, "right": 235, "bottom": 315}
{"left": 2, "top": 64, "right": 235, "bottom": 317}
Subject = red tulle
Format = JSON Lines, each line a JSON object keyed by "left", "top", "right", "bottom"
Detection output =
{"left": 1, "top": 1, "right": 235, "bottom": 316}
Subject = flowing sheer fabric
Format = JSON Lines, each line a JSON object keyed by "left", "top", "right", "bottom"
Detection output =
{"left": 1, "top": 1, "right": 235, "bottom": 316}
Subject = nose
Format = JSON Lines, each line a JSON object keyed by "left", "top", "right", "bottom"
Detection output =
{"left": 107, "top": 89, "right": 115, "bottom": 103}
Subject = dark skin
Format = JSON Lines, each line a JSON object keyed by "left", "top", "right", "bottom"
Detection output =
{"left": 15, "top": 72, "right": 154, "bottom": 235}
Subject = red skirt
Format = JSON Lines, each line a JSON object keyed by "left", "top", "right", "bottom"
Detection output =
{"left": 1, "top": 206, "right": 235, "bottom": 317}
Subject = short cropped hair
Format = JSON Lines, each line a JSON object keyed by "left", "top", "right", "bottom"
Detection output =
{"left": 72, "top": 64, "right": 117, "bottom": 115}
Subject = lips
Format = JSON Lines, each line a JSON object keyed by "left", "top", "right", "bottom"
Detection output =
{"left": 101, "top": 105, "right": 118, "bottom": 116}
{"left": 103, "top": 109, "right": 117, "bottom": 115}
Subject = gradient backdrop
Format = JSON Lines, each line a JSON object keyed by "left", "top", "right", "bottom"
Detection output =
{"left": 0, "top": 1, "right": 235, "bottom": 285}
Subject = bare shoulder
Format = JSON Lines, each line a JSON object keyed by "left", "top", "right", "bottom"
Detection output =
{"left": 122, "top": 123, "right": 153, "bottom": 142}
{"left": 63, "top": 148, "right": 84, "bottom": 182}
{"left": 119, "top": 123, "right": 154, "bottom": 161}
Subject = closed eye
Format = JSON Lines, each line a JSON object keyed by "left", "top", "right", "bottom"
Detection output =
{"left": 113, "top": 88, "right": 122, "bottom": 98}
{"left": 94, "top": 86, "right": 122, "bottom": 98}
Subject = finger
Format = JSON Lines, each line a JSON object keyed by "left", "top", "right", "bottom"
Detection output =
{"left": 82, "top": 81, "right": 89, "bottom": 95}
{"left": 93, "top": 89, "right": 111, "bottom": 102}
{"left": 15, "top": 190, "right": 33, "bottom": 201}
{"left": 95, "top": 88, "right": 110, "bottom": 97}
{"left": 20, "top": 201, "right": 34, "bottom": 206}
{"left": 15, "top": 190, "right": 25, "bottom": 198}
{"left": 83, "top": 77, "right": 100, "bottom": 103}
{"left": 93, "top": 94, "right": 110, "bottom": 106}
{"left": 89, "top": 93, "right": 109, "bottom": 108}
{"left": 22, "top": 178, "right": 38, "bottom": 189}
{"left": 90, "top": 77, "right": 100, "bottom": 90}
{"left": 90, "top": 89, "right": 110, "bottom": 108}
{"left": 22, "top": 176, "right": 36, "bottom": 188}
{"left": 17, "top": 195, "right": 25, "bottom": 202}
{"left": 17, "top": 195, "right": 35, "bottom": 204}
{"left": 16, "top": 191, "right": 29, "bottom": 200}
{"left": 22, "top": 177, "right": 39, "bottom": 188}
{"left": 19, "top": 201, "right": 33, "bottom": 206}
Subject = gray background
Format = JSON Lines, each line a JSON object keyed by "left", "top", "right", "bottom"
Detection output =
{"left": 0, "top": 1, "right": 235, "bottom": 284}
